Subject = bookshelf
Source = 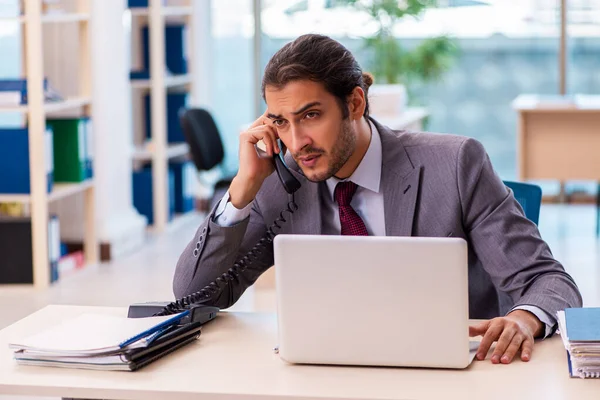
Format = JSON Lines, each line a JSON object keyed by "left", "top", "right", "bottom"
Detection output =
{"left": 0, "top": 0, "right": 97, "bottom": 288}
{"left": 128, "top": 0, "right": 195, "bottom": 232}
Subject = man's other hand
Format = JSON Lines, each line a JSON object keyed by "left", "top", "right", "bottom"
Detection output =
{"left": 469, "top": 310, "right": 543, "bottom": 364}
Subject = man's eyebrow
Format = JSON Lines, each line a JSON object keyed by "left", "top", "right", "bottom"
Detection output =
{"left": 266, "top": 102, "right": 321, "bottom": 120}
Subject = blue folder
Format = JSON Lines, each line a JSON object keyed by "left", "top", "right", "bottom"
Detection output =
{"left": 565, "top": 307, "right": 600, "bottom": 342}
{"left": 0, "top": 127, "right": 53, "bottom": 194}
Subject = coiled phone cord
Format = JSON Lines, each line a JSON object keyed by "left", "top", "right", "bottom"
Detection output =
{"left": 155, "top": 195, "right": 299, "bottom": 316}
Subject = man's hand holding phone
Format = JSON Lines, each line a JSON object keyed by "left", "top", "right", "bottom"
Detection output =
{"left": 229, "top": 111, "right": 280, "bottom": 209}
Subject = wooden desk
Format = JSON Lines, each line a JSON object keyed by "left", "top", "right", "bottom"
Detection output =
{"left": 512, "top": 94, "right": 600, "bottom": 181}
{"left": 0, "top": 305, "right": 598, "bottom": 400}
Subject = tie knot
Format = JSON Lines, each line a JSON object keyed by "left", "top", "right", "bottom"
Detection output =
{"left": 334, "top": 181, "right": 358, "bottom": 207}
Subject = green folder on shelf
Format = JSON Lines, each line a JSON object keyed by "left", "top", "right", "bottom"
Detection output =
{"left": 46, "top": 118, "right": 88, "bottom": 183}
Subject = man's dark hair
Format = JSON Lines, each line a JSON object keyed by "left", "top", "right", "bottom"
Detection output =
{"left": 261, "top": 34, "right": 373, "bottom": 119}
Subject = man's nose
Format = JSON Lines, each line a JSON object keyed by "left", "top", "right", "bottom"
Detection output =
{"left": 288, "top": 124, "right": 311, "bottom": 154}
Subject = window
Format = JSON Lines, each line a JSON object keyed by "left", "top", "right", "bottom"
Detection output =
{"left": 259, "top": 0, "right": 563, "bottom": 180}
{"left": 211, "top": 0, "right": 256, "bottom": 175}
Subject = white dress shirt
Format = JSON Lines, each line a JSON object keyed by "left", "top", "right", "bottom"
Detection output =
{"left": 212, "top": 121, "right": 555, "bottom": 337}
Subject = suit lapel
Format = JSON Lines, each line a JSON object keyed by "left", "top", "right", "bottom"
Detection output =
{"left": 381, "top": 165, "right": 422, "bottom": 236}
{"left": 373, "top": 118, "right": 422, "bottom": 237}
{"left": 285, "top": 156, "right": 322, "bottom": 235}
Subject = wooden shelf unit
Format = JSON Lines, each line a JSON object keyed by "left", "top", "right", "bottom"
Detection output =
{"left": 0, "top": 0, "right": 98, "bottom": 288}
{"left": 128, "top": 0, "right": 195, "bottom": 232}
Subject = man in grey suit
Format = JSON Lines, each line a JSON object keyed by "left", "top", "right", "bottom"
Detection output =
{"left": 173, "top": 34, "right": 582, "bottom": 364}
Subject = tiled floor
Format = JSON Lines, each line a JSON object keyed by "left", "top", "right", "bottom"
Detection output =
{"left": 0, "top": 204, "right": 599, "bottom": 400}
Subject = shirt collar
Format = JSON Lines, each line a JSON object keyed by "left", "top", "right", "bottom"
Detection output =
{"left": 326, "top": 119, "right": 382, "bottom": 201}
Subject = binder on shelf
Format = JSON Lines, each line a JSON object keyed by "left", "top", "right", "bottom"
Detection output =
{"left": 169, "top": 160, "right": 195, "bottom": 213}
{"left": 165, "top": 24, "right": 189, "bottom": 75}
{"left": 48, "top": 215, "right": 60, "bottom": 283}
{"left": 128, "top": 0, "right": 167, "bottom": 7}
{"left": 130, "top": 70, "right": 150, "bottom": 81}
{"left": 46, "top": 117, "right": 93, "bottom": 183}
{"left": 141, "top": 24, "right": 188, "bottom": 76}
{"left": 83, "top": 118, "right": 94, "bottom": 179}
{"left": 132, "top": 166, "right": 175, "bottom": 225}
{"left": 0, "top": 126, "right": 53, "bottom": 194}
{"left": 0, "top": 78, "right": 63, "bottom": 106}
{"left": 0, "top": 214, "right": 61, "bottom": 284}
{"left": 144, "top": 91, "right": 189, "bottom": 143}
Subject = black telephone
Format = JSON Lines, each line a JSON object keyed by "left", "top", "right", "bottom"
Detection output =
{"left": 128, "top": 140, "right": 301, "bottom": 321}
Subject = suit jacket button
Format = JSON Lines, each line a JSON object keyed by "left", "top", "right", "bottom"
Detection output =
{"left": 196, "top": 241, "right": 201, "bottom": 249}
{"left": 193, "top": 249, "right": 199, "bottom": 257}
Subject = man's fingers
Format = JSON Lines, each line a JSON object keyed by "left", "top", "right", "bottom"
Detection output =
{"left": 521, "top": 337, "right": 534, "bottom": 362}
{"left": 245, "top": 126, "right": 279, "bottom": 155}
{"left": 500, "top": 333, "right": 524, "bottom": 364}
{"left": 476, "top": 321, "right": 503, "bottom": 361}
{"left": 253, "top": 132, "right": 276, "bottom": 157}
{"left": 469, "top": 321, "right": 489, "bottom": 337}
{"left": 249, "top": 110, "right": 270, "bottom": 129}
{"left": 490, "top": 326, "right": 516, "bottom": 364}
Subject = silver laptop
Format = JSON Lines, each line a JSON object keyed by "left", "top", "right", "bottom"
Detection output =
{"left": 273, "top": 234, "right": 477, "bottom": 369}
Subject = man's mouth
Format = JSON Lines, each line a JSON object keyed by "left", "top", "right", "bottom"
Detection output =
{"left": 297, "top": 154, "right": 321, "bottom": 167}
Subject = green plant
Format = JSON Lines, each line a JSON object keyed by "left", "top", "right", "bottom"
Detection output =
{"left": 338, "top": 0, "right": 458, "bottom": 86}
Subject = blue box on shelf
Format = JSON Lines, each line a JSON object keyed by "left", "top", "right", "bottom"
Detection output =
{"left": 144, "top": 91, "right": 188, "bottom": 143}
{"left": 169, "top": 160, "right": 195, "bottom": 213}
{"left": 0, "top": 126, "right": 54, "bottom": 194}
{"left": 132, "top": 166, "right": 175, "bottom": 225}
{"left": 141, "top": 24, "right": 188, "bottom": 75}
{"left": 0, "top": 78, "right": 49, "bottom": 105}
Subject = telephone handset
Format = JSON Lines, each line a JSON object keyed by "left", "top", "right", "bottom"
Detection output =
{"left": 272, "top": 140, "right": 301, "bottom": 194}
{"left": 128, "top": 139, "right": 301, "bottom": 319}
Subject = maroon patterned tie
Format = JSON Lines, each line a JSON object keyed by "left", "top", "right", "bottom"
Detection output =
{"left": 334, "top": 181, "right": 368, "bottom": 236}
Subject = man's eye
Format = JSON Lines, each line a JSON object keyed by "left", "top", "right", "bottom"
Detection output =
{"left": 273, "top": 120, "right": 285, "bottom": 127}
{"left": 305, "top": 112, "right": 319, "bottom": 119}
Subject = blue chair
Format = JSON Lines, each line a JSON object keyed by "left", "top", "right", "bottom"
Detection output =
{"left": 503, "top": 181, "right": 542, "bottom": 226}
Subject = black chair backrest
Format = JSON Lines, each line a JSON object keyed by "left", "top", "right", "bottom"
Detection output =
{"left": 179, "top": 108, "right": 225, "bottom": 171}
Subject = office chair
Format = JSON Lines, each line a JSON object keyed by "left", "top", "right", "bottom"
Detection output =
{"left": 503, "top": 180, "right": 542, "bottom": 226}
{"left": 179, "top": 108, "right": 234, "bottom": 210}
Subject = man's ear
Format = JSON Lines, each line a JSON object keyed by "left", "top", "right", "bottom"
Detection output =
{"left": 347, "top": 86, "right": 366, "bottom": 120}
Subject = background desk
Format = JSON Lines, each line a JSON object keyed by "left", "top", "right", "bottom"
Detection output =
{"left": 1, "top": 305, "right": 598, "bottom": 400}
{"left": 512, "top": 94, "right": 600, "bottom": 182}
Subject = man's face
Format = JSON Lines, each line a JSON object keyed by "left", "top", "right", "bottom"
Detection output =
{"left": 265, "top": 80, "right": 357, "bottom": 182}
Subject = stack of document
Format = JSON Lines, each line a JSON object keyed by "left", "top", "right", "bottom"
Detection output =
{"left": 9, "top": 311, "right": 200, "bottom": 371}
{"left": 557, "top": 308, "right": 600, "bottom": 379}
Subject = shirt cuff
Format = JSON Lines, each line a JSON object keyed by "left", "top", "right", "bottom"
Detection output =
{"left": 511, "top": 305, "right": 556, "bottom": 339}
{"left": 213, "top": 190, "right": 252, "bottom": 227}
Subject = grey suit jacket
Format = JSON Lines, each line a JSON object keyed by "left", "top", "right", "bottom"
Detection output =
{"left": 173, "top": 118, "right": 582, "bottom": 322}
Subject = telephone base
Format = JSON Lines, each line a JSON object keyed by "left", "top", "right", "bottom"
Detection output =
{"left": 128, "top": 301, "right": 219, "bottom": 325}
